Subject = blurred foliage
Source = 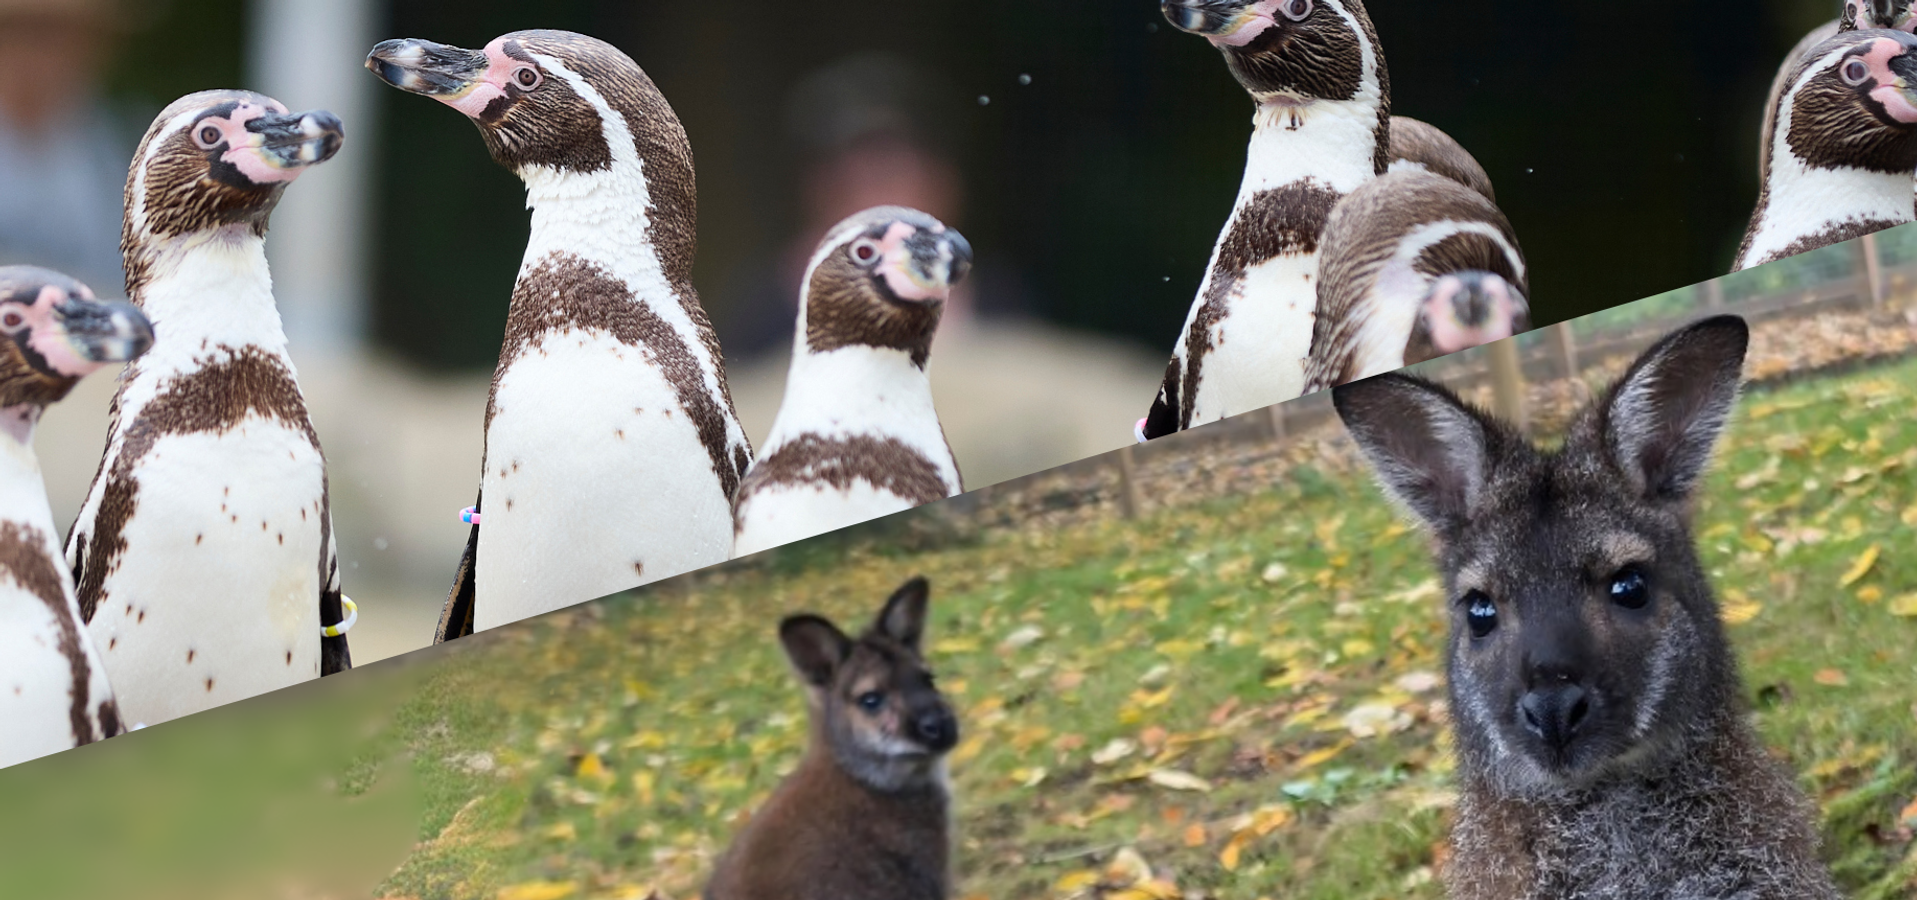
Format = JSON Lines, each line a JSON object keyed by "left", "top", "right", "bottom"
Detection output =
{"left": 350, "top": 356, "right": 1917, "bottom": 900}
{"left": 0, "top": 655, "right": 429, "bottom": 900}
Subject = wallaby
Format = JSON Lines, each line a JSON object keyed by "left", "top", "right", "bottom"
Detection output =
{"left": 1333, "top": 316, "right": 1841, "bottom": 899}
{"left": 705, "top": 576, "right": 960, "bottom": 900}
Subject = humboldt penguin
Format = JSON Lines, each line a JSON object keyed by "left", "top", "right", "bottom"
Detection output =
{"left": 366, "top": 31, "right": 754, "bottom": 638}
{"left": 1756, "top": 1, "right": 1914, "bottom": 182}
{"left": 0, "top": 267, "right": 152, "bottom": 768}
{"left": 731, "top": 207, "right": 969, "bottom": 558}
{"left": 1141, "top": 0, "right": 1391, "bottom": 441}
{"left": 1301, "top": 169, "right": 1529, "bottom": 393}
{"left": 64, "top": 90, "right": 351, "bottom": 728}
{"left": 1738, "top": 29, "right": 1917, "bottom": 270}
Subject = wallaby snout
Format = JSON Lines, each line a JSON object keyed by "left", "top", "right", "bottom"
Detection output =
{"left": 1335, "top": 316, "right": 1841, "bottom": 899}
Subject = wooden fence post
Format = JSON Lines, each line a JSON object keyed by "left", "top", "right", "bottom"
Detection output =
{"left": 1488, "top": 337, "right": 1528, "bottom": 434}
{"left": 1551, "top": 323, "right": 1580, "bottom": 380}
{"left": 1860, "top": 232, "right": 1886, "bottom": 307}
{"left": 1115, "top": 445, "right": 1141, "bottom": 520}
{"left": 1266, "top": 402, "right": 1288, "bottom": 443}
{"left": 1700, "top": 278, "right": 1725, "bottom": 309}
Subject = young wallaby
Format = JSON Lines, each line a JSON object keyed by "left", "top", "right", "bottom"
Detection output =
{"left": 1333, "top": 316, "right": 1841, "bottom": 899}
{"left": 705, "top": 576, "right": 960, "bottom": 900}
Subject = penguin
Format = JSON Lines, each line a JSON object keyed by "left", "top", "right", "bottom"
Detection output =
{"left": 1387, "top": 116, "right": 1496, "bottom": 203}
{"left": 731, "top": 207, "right": 970, "bottom": 558}
{"left": 366, "top": 31, "right": 754, "bottom": 639}
{"left": 1141, "top": 0, "right": 1391, "bottom": 441}
{"left": 1738, "top": 28, "right": 1917, "bottom": 270}
{"left": 64, "top": 90, "right": 352, "bottom": 728}
{"left": 0, "top": 266, "right": 152, "bottom": 768}
{"left": 1300, "top": 169, "right": 1529, "bottom": 394}
{"left": 1757, "top": 2, "right": 1914, "bottom": 183}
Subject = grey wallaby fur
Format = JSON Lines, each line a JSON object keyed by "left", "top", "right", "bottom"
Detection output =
{"left": 1333, "top": 316, "right": 1841, "bottom": 899}
{"left": 704, "top": 576, "right": 959, "bottom": 900}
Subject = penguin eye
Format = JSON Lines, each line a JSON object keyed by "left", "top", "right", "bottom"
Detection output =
{"left": 1280, "top": 0, "right": 1313, "bottom": 21}
{"left": 849, "top": 239, "right": 882, "bottom": 265}
{"left": 1462, "top": 590, "right": 1498, "bottom": 639}
{"left": 856, "top": 691, "right": 885, "bottom": 712}
{"left": 513, "top": 66, "right": 543, "bottom": 90}
{"left": 1609, "top": 566, "right": 1651, "bottom": 610}
{"left": 194, "top": 123, "right": 224, "bottom": 149}
{"left": 1, "top": 310, "right": 23, "bottom": 330}
{"left": 1842, "top": 58, "right": 1872, "bottom": 86}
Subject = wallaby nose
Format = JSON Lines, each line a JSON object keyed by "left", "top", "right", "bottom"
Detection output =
{"left": 1518, "top": 684, "right": 1590, "bottom": 750}
{"left": 912, "top": 709, "right": 959, "bottom": 752}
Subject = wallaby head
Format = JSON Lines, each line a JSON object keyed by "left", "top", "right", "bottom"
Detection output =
{"left": 780, "top": 576, "right": 959, "bottom": 793}
{"left": 1333, "top": 316, "right": 1750, "bottom": 797}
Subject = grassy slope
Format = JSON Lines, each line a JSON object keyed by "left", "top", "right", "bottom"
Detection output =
{"left": 382, "top": 357, "right": 1917, "bottom": 900}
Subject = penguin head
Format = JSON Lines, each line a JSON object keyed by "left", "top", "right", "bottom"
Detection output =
{"left": 1160, "top": 0, "right": 1379, "bottom": 101}
{"left": 124, "top": 90, "right": 343, "bottom": 244}
{"left": 798, "top": 207, "right": 972, "bottom": 369}
{"left": 0, "top": 267, "right": 154, "bottom": 411}
{"left": 1405, "top": 271, "right": 1529, "bottom": 367}
{"left": 1779, "top": 30, "right": 1917, "bottom": 173}
{"left": 367, "top": 30, "right": 679, "bottom": 178}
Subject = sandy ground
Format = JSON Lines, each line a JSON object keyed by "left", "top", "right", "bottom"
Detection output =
{"left": 33, "top": 317, "right": 1166, "bottom": 665}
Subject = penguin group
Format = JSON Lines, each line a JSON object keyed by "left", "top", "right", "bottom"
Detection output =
{"left": 1137, "top": 0, "right": 1533, "bottom": 441}
{"left": 1741, "top": 0, "right": 1917, "bottom": 270}
{"left": 2, "top": 89, "right": 353, "bottom": 764}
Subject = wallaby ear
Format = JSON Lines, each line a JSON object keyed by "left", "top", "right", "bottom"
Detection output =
{"left": 874, "top": 576, "right": 931, "bottom": 652}
{"left": 1333, "top": 373, "right": 1502, "bottom": 538}
{"left": 780, "top": 615, "right": 852, "bottom": 688}
{"left": 1596, "top": 315, "right": 1748, "bottom": 505}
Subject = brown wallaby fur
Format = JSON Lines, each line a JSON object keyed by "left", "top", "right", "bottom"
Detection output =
{"left": 704, "top": 576, "right": 959, "bottom": 900}
{"left": 1333, "top": 316, "right": 1841, "bottom": 899}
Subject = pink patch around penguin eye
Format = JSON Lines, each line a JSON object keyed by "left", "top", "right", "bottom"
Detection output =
{"left": 1862, "top": 39, "right": 1917, "bottom": 123}
{"left": 203, "top": 102, "right": 311, "bottom": 185}
{"left": 875, "top": 222, "right": 948, "bottom": 302}
{"left": 437, "top": 39, "right": 525, "bottom": 119}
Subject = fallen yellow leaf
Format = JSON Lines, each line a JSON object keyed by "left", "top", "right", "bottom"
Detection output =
{"left": 1839, "top": 545, "right": 1881, "bottom": 588}
{"left": 1053, "top": 870, "right": 1101, "bottom": 892}
{"left": 1293, "top": 738, "right": 1354, "bottom": 770}
{"left": 1146, "top": 769, "right": 1213, "bottom": 793}
{"left": 1719, "top": 589, "right": 1763, "bottom": 625}
{"left": 497, "top": 882, "right": 578, "bottom": 900}
{"left": 1856, "top": 585, "right": 1883, "bottom": 604}
{"left": 1219, "top": 830, "right": 1252, "bottom": 871}
{"left": 1890, "top": 594, "right": 1917, "bottom": 617}
{"left": 1183, "top": 823, "right": 1207, "bottom": 847}
{"left": 1814, "top": 669, "right": 1849, "bottom": 687}
{"left": 543, "top": 821, "right": 576, "bottom": 841}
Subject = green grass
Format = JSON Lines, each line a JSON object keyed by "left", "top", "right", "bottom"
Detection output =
{"left": 369, "top": 356, "right": 1917, "bottom": 900}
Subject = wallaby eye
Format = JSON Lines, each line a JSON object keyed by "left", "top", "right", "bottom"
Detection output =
{"left": 1609, "top": 567, "right": 1650, "bottom": 610}
{"left": 1841, "top": 58, "right": 1871, "bottom": 86}
{"left": 1463, "top": 590, "right": 1498, "bottom": 639}
{"left": 856, "top": 691, "right": 885, "bottom": 712}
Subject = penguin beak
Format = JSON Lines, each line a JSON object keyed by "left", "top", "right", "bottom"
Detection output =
{"left": 244, "top": 110, "right": 345, "bottom": 174}
{"left": 1161, "top": 0, "right": 1264, "bottom": 38}
{"left": 887, "top": 227, "right": 973, "bottom": 303}
{"left": 1413, "top": 272, "right": 1529, "bottom": 363}
{"left": 53, "top": 296, "right": 155, "bottom": 369}
{"left": 366, "top": 38, "right": 490, "bottom": 100}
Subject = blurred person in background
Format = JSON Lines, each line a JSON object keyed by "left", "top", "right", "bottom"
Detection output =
{"left": 721, "top": 51, "right": 1161, "bottom": 486}
{"left": 0, "top": 0, "right": 129, "bottom": 295}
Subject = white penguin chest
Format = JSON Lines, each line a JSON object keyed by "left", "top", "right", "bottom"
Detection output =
{"left": 1185, "top": 248, "right": 1319, "bottom": 422}
{"left": 0, "top": 518, "right": 116, "bottom": 766}
{"left": 476, "top": 327, "right": 734, "bottom": 629}
{"left": 87, "top": 419, "right": 326, "bottom": 726}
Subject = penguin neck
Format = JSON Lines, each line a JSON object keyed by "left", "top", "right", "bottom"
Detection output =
{"left": 1743, "top": 117, "right": 1915, "bottom": 270}
{"left": 1238, "top": 72, "right": 1386, "bottom": 199}
{"left": 517, "top": 160, "right": 676, "bottom": 306}
{"left": 127, "top": 228, "right": 294, "bottom": 375}
{"left": 766, "top": 336, "right": 938, "bottom": 451}
{"left": 0, "top": 403, "right": 54, "bottom": 528}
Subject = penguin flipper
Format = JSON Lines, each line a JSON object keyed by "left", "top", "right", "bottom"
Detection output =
{"left": 1140, "top": 357, "right": 1183, "bottom": 441}
{"left": 319, "top": 475, "right": 352, "bottom": 675}
{"left": 435, "top": 491, "right": 479, "bottom": 644}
